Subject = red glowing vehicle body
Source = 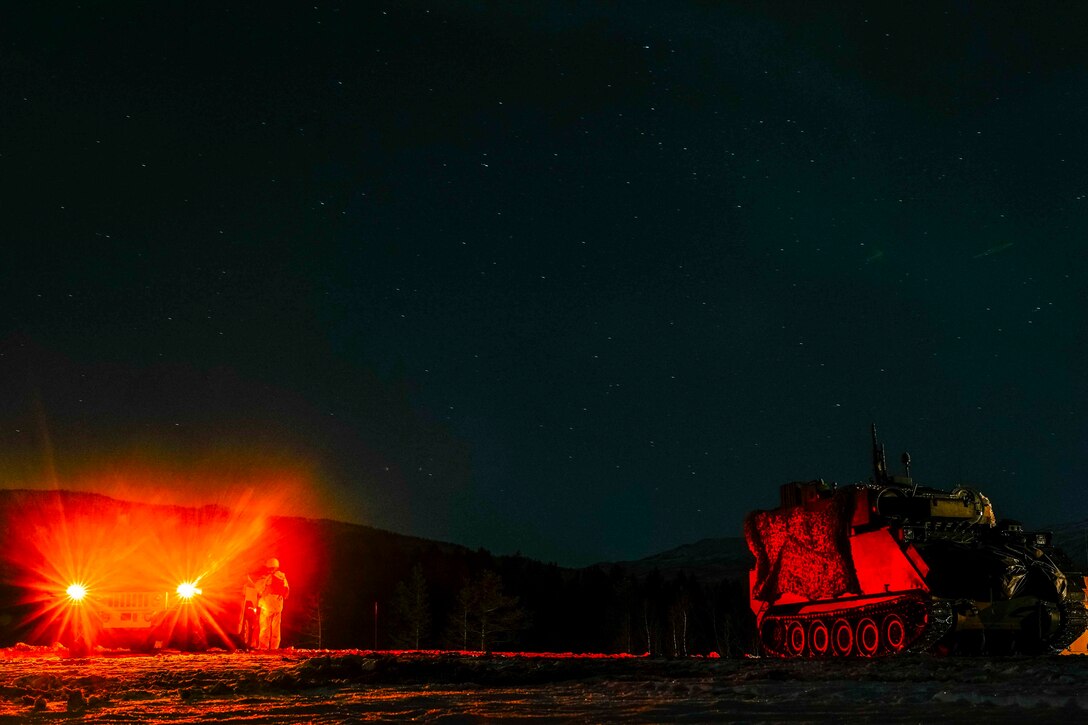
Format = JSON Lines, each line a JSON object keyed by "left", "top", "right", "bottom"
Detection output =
{"left": 745, "top": 427, "right": 1087, "bottom": 657}
{"left": 61, "top": 575, "right": 232, "bottom": 652}
{"left": 1, "top": 490, "right": 259, "bottom": 652}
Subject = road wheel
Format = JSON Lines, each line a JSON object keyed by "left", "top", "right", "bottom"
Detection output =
{"left": 785, "top": 620, "right": 806, "bottom": 657}
{"left": 238, "top": 617, "right": 253, "bottom": 651}
{"left": 856, "top": 618, "right": 879, "bottom": 657}
{"left": 882, "top": 613, "right": 907, "bottom": 653}
{"left": 809, "top": 620, "right": 830, "bottom": 656}
{"left": 832, "top": 618, "right": 854, "bottom": 656}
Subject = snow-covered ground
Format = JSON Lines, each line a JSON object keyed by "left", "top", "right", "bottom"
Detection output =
{"left": 2, "top": 647, "right": 1087, "bottom": 723}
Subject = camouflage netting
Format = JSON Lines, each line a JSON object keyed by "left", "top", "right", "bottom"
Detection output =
{"left": 745, "top": 488, "right": 860, "bottom": 602}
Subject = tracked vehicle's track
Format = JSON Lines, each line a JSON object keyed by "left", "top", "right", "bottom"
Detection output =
{"left": 1049, "top": 584, "right": 1088, "bottom": 653}
{"left": 907, "top": 599, "right": 953, "bottom": 654}
{"left": 758, "top": 595, "right": 950, "bottom": 658}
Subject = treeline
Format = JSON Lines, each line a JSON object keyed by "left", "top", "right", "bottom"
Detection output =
{"left": 284, "top": 516, "right": 757, "bottom": 655}
{"left": 0, "top": 493, "right": 758, "bottom": 656}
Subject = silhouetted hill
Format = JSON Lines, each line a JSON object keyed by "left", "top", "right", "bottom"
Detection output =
{"left": 604, "top": 538, "right": 753, "bottom": 582}
{"left": 1047, "top": 519, "right": 1088, "bottom": 570}
{"left": 0, "top": 489, "right": 489, "bottom": 649}
{"left": 0, "top": 490, "right": 756, "bottom": 655}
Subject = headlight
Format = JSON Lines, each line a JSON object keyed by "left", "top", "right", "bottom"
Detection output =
{"left": 66, "top": 583, "right": 87, "bottom": 602}
{"left": 176, "top": 582, "right": 202, "bottom": 600}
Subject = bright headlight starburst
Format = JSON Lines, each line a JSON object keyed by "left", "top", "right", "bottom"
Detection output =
{"left": 176, "top": 582, "right": 202, "bottom": 600}
{"left": 66, "top": 583, "right": 88, "bottom": 602}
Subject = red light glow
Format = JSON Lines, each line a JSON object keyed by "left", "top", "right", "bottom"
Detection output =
{"left": 0, "top": 463, "right": 320, "bottom": 650}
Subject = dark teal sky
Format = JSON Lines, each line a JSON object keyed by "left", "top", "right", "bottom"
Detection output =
{"left": 1, "top": 2, "right": 1086, "bottom": 565}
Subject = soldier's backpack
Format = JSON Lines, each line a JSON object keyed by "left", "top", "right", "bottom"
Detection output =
{"left": 269, "top": 573, "right": 289, "bottom": 599}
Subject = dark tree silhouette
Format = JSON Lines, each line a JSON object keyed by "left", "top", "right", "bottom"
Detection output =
{"left": 296, "top": 592, "right": 326, "bottom": 649}
{"left": 444, "top": 569, "right": 528, "bottom": 652}
{"left": 0, "top": 491, "right": 762, "bottom": 657}
{"left": 389, "top": 563, "right": 431, "bottom": 649}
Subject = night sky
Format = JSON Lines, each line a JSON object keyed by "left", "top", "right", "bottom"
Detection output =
{"left": 2, "top": 2, "right": 1087, "bottom": 566}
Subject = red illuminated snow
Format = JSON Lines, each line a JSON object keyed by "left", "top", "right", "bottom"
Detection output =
{"left": 2, "top": 647, "right": 1088, "bottom": 723}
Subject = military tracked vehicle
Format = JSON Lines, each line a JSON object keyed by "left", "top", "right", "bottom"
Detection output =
{"left": 745, "top": 426, "right": 1087, "bottom": 657}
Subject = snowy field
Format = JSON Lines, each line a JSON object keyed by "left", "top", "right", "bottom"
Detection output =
{"left": 2, "top": 647, "right": 1087, "bottom": 723}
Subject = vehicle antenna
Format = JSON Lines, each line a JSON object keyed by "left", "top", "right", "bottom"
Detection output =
{"left": 903, "top": 452, "right": 918, "bottom": 495}
{"left": 871, "top": 423, "right": 887, "bottom": 485}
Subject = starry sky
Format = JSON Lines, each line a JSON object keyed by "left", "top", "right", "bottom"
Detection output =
{"left": 2, "top": 2, "right": 1087, "bottom": 566}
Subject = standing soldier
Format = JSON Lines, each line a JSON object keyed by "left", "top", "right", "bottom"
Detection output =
{"left": 256, "top": 557, "right": 290, "bottom": 649}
